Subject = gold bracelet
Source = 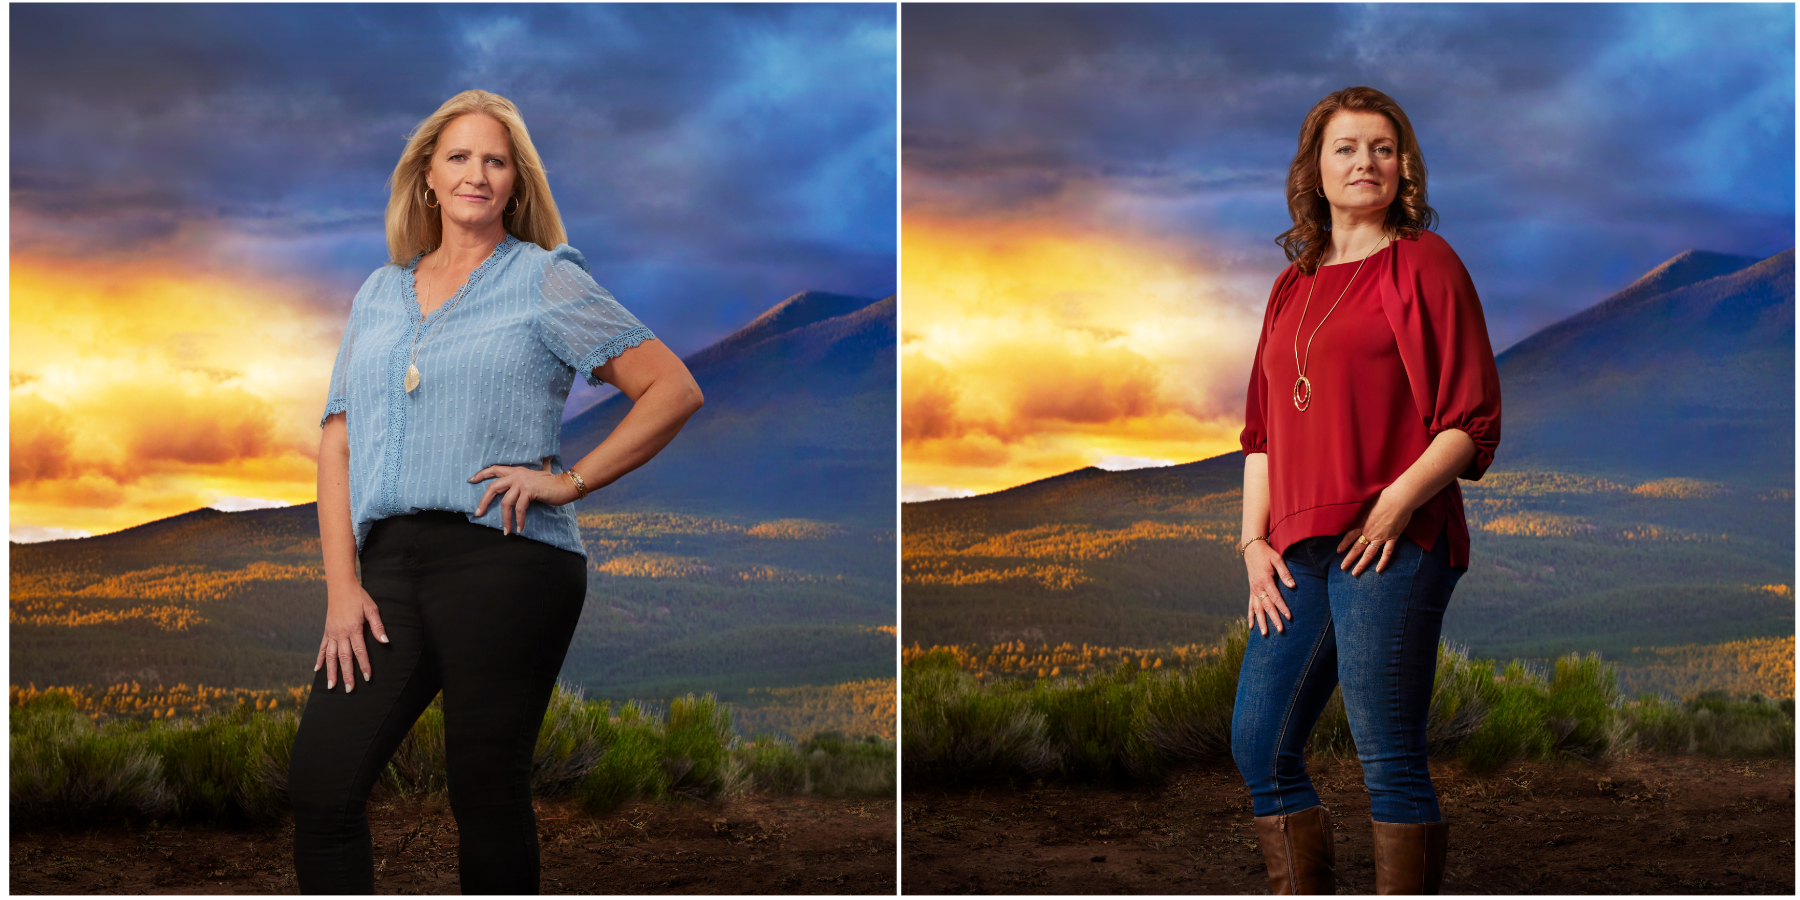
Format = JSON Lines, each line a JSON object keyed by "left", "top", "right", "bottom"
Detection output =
{"left": 1237, "top": 536, "right": 1266, "bottom": 559}
{"left": 566, "top": 469, "right": 589, "bottom": 501}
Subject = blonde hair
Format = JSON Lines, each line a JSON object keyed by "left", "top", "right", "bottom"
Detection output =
{"left": 385, "top": 90, "right": 567, "bottom": 264}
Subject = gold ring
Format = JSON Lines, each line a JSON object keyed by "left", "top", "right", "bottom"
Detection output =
{"left": 1356, "top": 535, "right": 1370, "bottom": 545}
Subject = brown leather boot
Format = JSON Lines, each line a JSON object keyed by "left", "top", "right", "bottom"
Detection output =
{"left": 1253, "top": 803, "right": 1336, "bottom": 894}
{"left": 1371, "top": 818, "right": 1448, "bottom": 894}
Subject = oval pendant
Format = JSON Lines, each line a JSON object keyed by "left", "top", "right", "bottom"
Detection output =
{"left": 1292, "top": 375, "right": 1312, "bottom": 411}
{"left": 404, "top": 364, "right": 421, "bottom": 393}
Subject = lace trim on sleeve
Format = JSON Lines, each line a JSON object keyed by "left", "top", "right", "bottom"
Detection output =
{"left": 319, "top": 397, "right": 348, "bottom": 429}
{"left": 575, "top": 326, "right": 657, "bottom": 387}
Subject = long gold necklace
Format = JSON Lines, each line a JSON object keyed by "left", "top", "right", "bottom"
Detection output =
{"left": 1290, "top": 233, "right": 1389, "bottom": 411}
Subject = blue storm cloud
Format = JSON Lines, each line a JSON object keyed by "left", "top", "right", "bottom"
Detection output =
{"left": 902, "top": 3, "right": 1794, "bottom": 351}
{"left": 12, "top": 3, "right": 897, "bottom": 354}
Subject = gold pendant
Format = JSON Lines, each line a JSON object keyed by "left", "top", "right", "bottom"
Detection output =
{"left": 1293, "top": 375, "right": 1312, "bottom": 411}
{"left": 404, "top": 364, "right": 421, "bottom": 393}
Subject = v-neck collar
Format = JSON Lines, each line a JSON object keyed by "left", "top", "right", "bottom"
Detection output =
{"left": 403, "top": 233, "right": 521, "bottom": 324}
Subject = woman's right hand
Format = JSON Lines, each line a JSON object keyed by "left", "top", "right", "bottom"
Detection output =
{"left": 316, "top": 582, "right": 389, "bottom": 692}
{"left": 1243, "top": 541, "right": 1296, "bottom": 636}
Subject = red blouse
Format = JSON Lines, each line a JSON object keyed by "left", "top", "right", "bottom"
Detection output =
{"left": 1239, "top": 229, "right": 1501, "bottom": 569}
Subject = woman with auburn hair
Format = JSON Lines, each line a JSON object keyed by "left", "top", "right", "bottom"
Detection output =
{"left": 1231, "top": 86, "right": 1501, "bottom": 895}
{"left": 289, "top": 89, "right": 703, "bottom": 894}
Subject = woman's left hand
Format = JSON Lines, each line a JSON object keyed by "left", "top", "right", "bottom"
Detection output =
{"left": 468, "top": 462, "right": 580, "bottom": 535}
{"left": 1336, "top": 488, "right": 1416, "bottom": 576}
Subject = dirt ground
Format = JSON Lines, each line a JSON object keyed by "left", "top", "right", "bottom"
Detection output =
{"left": 11, "top": 793, "right": 896, "bottom": 894}
{"left": 903, "top": 754, "right": 1794, "bottom": 894}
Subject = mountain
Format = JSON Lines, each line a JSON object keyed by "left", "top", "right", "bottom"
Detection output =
{"left": 13, "top": 290, "right": 899, "bottom": 697}
{"left": 901, "top": 248, "right": 1796, "bottom": 658}
{"left": 1492, "top": 248, "right": 1794, "bottom": 484}
{"left": 560, "top": 291, "right": 896, "bottom": 527}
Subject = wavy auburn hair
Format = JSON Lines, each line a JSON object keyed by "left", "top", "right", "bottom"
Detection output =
{"left": 1275, "top": 86, "right": 1437, "bottom": 276}
{"left": 385, "top": 90, "right": 567, "bottom": 264}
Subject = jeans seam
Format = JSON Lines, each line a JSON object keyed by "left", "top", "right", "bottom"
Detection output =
{"left": 1388, "top": 547, "right": 1427, "bottom": 825}
{"left": 1269, "top": 593, "right": 1332, "bottom": 818}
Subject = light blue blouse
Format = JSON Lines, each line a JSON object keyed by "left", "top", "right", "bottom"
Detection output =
{"left": 319, "top": 234, "right": 654, "bottom": 559}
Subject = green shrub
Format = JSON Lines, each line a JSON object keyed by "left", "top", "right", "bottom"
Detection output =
{"left": 901, "top": 662, "right": 1053, "bottom": 782}
{"left": 532, "top": 683, "right": 609, "bottom": 798}
{"left": 1458, "top": 662, "right": 1554, "bottom": 773}
{"left": 574, "top": 702, "right": 667, "bottom": 813}
{"left": 144, "top": 703, "right": 297, "bottom": 822}
{"left": 1143, "top": 623, "right": 1245, "bottom": 763}
{"left": 1622, "top": 691, "right": 1794, "bottom": 757}
{"left": 11, "top": 692, "right": 171, "bottom": 825}
{"left": 381, "top": 703, "right": 448, "bottom": 798}
{"left": 1544, "top": 652, "right": 1622, "bottom": 761}
{"left": 662, "top": 693, "right": 742, "bottom": 801}
{"left": 1425, "top": 644, "right": 1498, "bottom": 757}
{"left": 1030, "top": 664, "right": 1157, "bottom": 781}
{"left": 737, "top": 731, "right": 894, "bottom": 797}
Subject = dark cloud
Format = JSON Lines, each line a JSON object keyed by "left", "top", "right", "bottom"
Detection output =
{"left": 902, "top": 3, "right": 1793, "bottom": 351}
{"left": 12, "top": 3, "right": 896, "bottom": 355}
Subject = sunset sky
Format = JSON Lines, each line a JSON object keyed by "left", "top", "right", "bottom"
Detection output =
{"left": 10, "top": 4, "right": 896, "bottom": 541}
{"left": 901, "top": 3, "right": 1794, "bottom": 500}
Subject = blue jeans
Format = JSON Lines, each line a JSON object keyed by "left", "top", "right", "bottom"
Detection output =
{"left": 1230, "top": 521, "right": 1464, "bottom": 824}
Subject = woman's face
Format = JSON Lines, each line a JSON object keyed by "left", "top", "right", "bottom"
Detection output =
{"left": 1316, "top": 109, "right": 1400, "bottom": 216}
{"left": 425, "top": 113, "right": 517, "bottom": 235}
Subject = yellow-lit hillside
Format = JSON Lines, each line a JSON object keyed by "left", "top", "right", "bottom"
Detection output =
{"left": 903, "top": 641, "right": 1221, "bottom": 679}
{"left": 1615, "top": 636, "right": 1794, "bottom": 701}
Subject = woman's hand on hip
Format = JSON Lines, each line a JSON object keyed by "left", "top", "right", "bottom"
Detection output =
{"left": 1243, "top": 541, "right": 1296, "bottom": 637}
{"left": 1337, "top": 488, "right": 1415, "bottom": 576}
{"left": 316, "top": 582, "right": 388, "bottom": 692}
{"left": 468, "top": 462, "right": 580, "bottom": 535}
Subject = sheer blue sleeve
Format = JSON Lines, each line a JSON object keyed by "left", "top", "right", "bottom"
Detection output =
{"left": 319, "top": 299, "right": 358, "bottom": 428}
{"left": 536, "top": 244, "right": 656, "bottom": 387}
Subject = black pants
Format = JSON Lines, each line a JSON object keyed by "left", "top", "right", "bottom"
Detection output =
{"left": 288, "top": 510, "right": 587, "bottom": 894}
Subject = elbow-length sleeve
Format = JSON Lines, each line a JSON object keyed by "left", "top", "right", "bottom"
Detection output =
{"left": 536, "top": 244, "right": 657, "bottom": 387}
{"left": 1379, "top": 233, "right": 1502, "bottom": 481}
{"left": 1240, "top": 266, "right": 1298, "bottom": 456}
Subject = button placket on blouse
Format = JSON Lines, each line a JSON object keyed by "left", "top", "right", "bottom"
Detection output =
{"left": 378, "top": 235, "right": 520, "bottom": 519}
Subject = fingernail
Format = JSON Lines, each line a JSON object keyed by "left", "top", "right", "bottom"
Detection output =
{"left": 378, "top": 634, "right": 389, "bottom": 644}
{"left": 363, "top": 672, "right": 370, "bottom": 682}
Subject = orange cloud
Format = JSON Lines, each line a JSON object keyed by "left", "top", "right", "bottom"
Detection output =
{"left": 10, "top": 256, "right": 343, "bottom": 538}
{"left": 901, "top": 215, "right": 1260, "bottom": 496}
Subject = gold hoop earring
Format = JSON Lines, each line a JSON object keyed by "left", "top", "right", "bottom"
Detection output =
{"left": 1316, "top": 186, "right": 1325, "bottom": 198}
{"left": 504, "top": 196, "right": 519, "bottom": 216}
{"left": 424, "top": 188, "right": 439, "bottom": 209}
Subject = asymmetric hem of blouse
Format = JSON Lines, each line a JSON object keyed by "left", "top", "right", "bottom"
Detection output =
{"left": 318, "top": 235, "right": 658, "bottom": 560}
{"left": 1238, "top": 230, "right": 1501, "bottom": 569}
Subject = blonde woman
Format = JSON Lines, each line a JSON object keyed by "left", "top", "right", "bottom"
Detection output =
{"left": 288, "top": 90, "right": 703, "bottom": 894}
